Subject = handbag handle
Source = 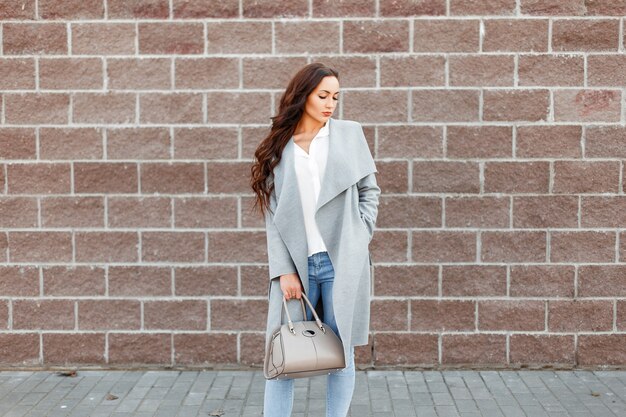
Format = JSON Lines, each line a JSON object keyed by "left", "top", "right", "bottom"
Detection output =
{"left": 281, "top": 293, "right": 326, "bottom": 335}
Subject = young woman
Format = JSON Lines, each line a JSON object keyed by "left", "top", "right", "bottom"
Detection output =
{"left": 250, "top": 62, "right": 381, "bottom": 417}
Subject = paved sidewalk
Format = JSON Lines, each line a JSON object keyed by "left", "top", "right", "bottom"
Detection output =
{"left": 0, "top": 369, "right": 625, "bottom": 417}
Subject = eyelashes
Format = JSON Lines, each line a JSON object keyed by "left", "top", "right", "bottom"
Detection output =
{"left": 319, "top": 96, "right": 339, "bottom": 101}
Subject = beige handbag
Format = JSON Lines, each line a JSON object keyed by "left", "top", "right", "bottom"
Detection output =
{"left": 264, "top": 293, "right": 346, "bottom": 380}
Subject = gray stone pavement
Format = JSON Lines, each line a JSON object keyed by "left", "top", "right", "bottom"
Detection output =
{"left": 0, "top": 369, "right": 625, "bottom": 417}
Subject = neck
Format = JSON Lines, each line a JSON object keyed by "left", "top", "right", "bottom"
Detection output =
{"left": 294, "top": 116, "right": 327, "bottom": 135}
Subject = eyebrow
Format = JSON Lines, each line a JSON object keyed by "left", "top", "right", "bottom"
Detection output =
{"left": 319, "top": 90, "right": 339, "bottom": 94}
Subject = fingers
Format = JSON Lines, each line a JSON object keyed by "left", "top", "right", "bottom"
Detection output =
{"left": 283, "top": 287, "right": 302, "bottom": 300}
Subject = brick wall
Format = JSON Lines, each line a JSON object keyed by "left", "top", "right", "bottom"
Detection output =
{"left": 0, "top": 0, "right": 625, "bottom": 369}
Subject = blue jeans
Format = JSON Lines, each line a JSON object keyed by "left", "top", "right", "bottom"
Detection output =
{"left": 264, "top": 251, "right": 356, "bottom": 417}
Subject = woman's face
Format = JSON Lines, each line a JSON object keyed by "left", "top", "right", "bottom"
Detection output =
{"left": 304, "top": 76, "right": 339, "bottom": 124}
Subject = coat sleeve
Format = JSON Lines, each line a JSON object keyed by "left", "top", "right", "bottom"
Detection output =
{"left": 265, "top": 190, "right": 298, "bottom": 281}
{"left": 356, "top": 123, "right": 381, "bottom": 243}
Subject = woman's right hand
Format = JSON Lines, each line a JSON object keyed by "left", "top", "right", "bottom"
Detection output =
{"left": 279, "top": 273, "right": 303, "bottom": 300}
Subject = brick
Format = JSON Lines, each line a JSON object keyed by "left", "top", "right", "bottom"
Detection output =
{"left": 516, "top": 125, "right": 582, "bottom": 158}
{"left": 0, "top": 266, "right": 39, "bottom": 296}
{"left": 553, "top": 19, "right": 619, "bottom": 52}
{"left": 586, "top": 126, "right": 626, "bottom": 157}
{"left": 140, "top": 93, "right": 203, "bottom": 124}
{"left": 0, "top": 1, "right": 36, "bottom": 19}
{"left": 378, "top": 196, "right": 441, "bottom": 228}
{"left": 551, "top": 231, "right": 615, "bottom": 263}
{"left": 411, "top": 300, "right": 475, "bottom": 331}
{"left": 520, "top": 0, "right": 586, "bottom": 15}
{"left": 208, "top": 231, "right": 266, "bottom": 263}
{"left": 241, "top": 265, "right": 269, "bottom": 296}
{"left": 145, "top": 300, "right": 207, "bottom": 330}
{"left": 242, "top": 0, "right": 307, "bottom": 17}
{"left": 380, "top": 56, "right": 445, "bottom": 87}
{"left": 378, "top": 126, "right": 442, "bottom": 158}
{"left": 344, "top": 20, "right": 409, "bottom": 53}
{"left": 3, "top": 23, "right": 67, "bottom": 55}
{"left": 554, "top": 89, "right": 621, "bottom": 122}
{"left": 4, "top": 93, "right": 69, "bottom": 124}
{"left": 73, "top": 93, "right": 135, "bottom": 124}
{"left": 586, "top": 1, "right": 626, "bottom": 15}
{"left": 78, "top": 300, "right": 140, "bottom": 330}
{"left": 108, "top": 197, "right": 171, "bottom": 228}
{"left": 142, "top": 232, "right": 205, "bottom": 263}
{"left": 449, "top": 55, "right": 514, "bottom": 86}
{"left": 207, "top": 22, "right": 272, "bottom": 54}
{"left": 581, "top": 196, "right": 626, "bottom": 227}
{"left": 446, "top": 197, "right": 509, "bottom": 228}
{"left": 374, "top": 265, "right": 437, "bottom": 297}
{"left": 312, "top": 0, "right": 374, "bottom": 16}
{"left": 483, "top": 19, "right": 549, "bottom": 52}
{"left": 9, "top": 232, "right": 72, "bottom": 262}
{"left": 72, "top": 23, "right": 136, "bottom": 55}
{"left": 275, "top": 22, "right": 340, "bottom": 54}
{"left": 510, "top": 335, "right": 575, "bottom": 365}
{"left": 43, "top": 266, "right": 106, "bottom": 296}
{"left": 173, "top": 0, "right": 238, "bottom": 18}
{"left": 618, "top": 301, "right": 626, "bottom": 331}
{"left": 174, "top": 266, "right": 237, "bottom": 296}
{"left": 411, "top": 90, "right": 480, "bottom": 122}
{"left": 39, "top": 128, "right": 103, "bottom": 160}
{"left": 355, "top": 336, "right": 374, "bottom": 365}
{"left": 41, "top": 197, "right": 104, "bottom": 228}
{"left": 174, "top": 197, "right": 237, "bottom": 228}
{"left": 450, "top": 0, "right": 516, "bottom": 15}
{"left": 370, "top": 231, "right": 408, "bottom": 263}
{"left": 578, "top": 335, "right": 626, "bottom": 365}
{"left": 481, "top": 231, "right": 546, "bottom": 263}
{"left": 43, "top": 333, "right": 105, "bottom": 365}
{"left": 138, "top": 22, "right": 204, "bottom": 54}
{"left": 484, "top": 89, "right": 549, "bottom": 121}
{"left": 207, "top": 162, "right": 253, "bottom": 194}
{"left": 374, "top": 162, "right": 409, "bottom": 194}
{"left": 141, "top": 163, "right": 204, "bottom": 194}
{"left": 0, "top": 301, "right": 8, "bottom": 329}
{"left": 413, "top": 161, "right": 479, "bottom": 193}
{"left": 442, "top": 266, "right": 507, "bottom": 296}
{"left": 108, "top": 0, "right": 170, "bottom": 19}
{"left": 553, "top": 161, "right": 620, "bottom": 193}
{"left": 447, "top": 126, "right": 512, "bottom": 159}
{"left": 174, "top": 333, "right": 238, "bottom": 365}
{"left": 479, "top": 300, "right": 544, "bottom": 331}
{"left": 107, "top": 58, "right": 171, "bottom": 90}
{"left": 0, "top": 59, "right": 36, "bottom": 90}
{"left": 13, "top": 300, "right": 74, "bottom": 330}
{"left": 412, "top": 231, "right": 476, "bottom": 262}
{"left": 442, "top": 334, "right": 506, "bottom": 365}
{"left": 513, "top": 196, "right": 578, "bottom": 228}
{"left": 549, "top": 300, "right": 613, "bottom": 332}
{"left": 0, "top": 334, "right": 39, "bottom": 365}
{"left": 108, "top": 266, "right": 172, "bottom": 297}
{"left": 243, "top": 57, "right": 310, "bottom": 89}
{"left": 308, "top": 56, "right": 377, "bottom": 88}
{"left": 176, "top": 58, "right": 240, "bottom": 89}
{"left": 210, "top": 300, "right": 266, "bottom": 331}
{"left": 380, "top": 0, "right": 445, "bottom": 15}
{"left": 414, "top": 19, "right": 479, "bottom": 52}
{"left": 39, "top": 0, "right": 103, "bottom": 19}
{"left": 579, "top": 265, "right": 626, "bottom": 297}
{"left": 7, "top": 163, "right": 70, "bottom": 194}
{"left": 589, "top": 54, "right": 626, "bottom": 86}
{"left": 484, "top": 162, "right": 550, "bottom": 193}
{"left": 174, "top": 127, "right": 238, "bottom": 160}
{"left": 109, "top": 333, "right": 172, "bottom": 364}
{"left": 206, "top": 92, "right": 271, "bottom": 124}
{"left": 370, "top": 300, "right": 408, "bottom": 331}
{"left": 107, "top": 128, "right": 170, "bottom": 160}
{"left": 374, "top": 334, "right": 438, "bottom": 365}
{"left": 74, "top": 162, "right": 138, "bottom": 194}
{"left": 39, "top": 58, "right": 103, "bottom": 90}
{"left": 240, "top": 333, "right": 265, "bottom": 366}
{"left": 519, "top": 54, "right": 584, "bottom": 86}
{"left": 0, "top": 197, "right": 38, "bottom": 228}
{"left": 510, "top": 265, "right": 575, "bottom": 298}
{"left": 75, "top": 232, "right": 138, "bottom": 263}
{"left": 0, "top": 234, "right": 7, "bottom": 263}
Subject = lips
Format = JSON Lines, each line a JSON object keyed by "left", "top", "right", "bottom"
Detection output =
{"left": 322, "top": 112, "right": 332, "bottom": 116}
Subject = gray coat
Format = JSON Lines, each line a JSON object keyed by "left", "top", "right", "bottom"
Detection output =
{"left": 263, "top": 117, "right": 381, "bottom": 363}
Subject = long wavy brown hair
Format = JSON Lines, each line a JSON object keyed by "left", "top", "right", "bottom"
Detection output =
{"left": 250, "top": 62, "right": 339, "bottom": 218}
